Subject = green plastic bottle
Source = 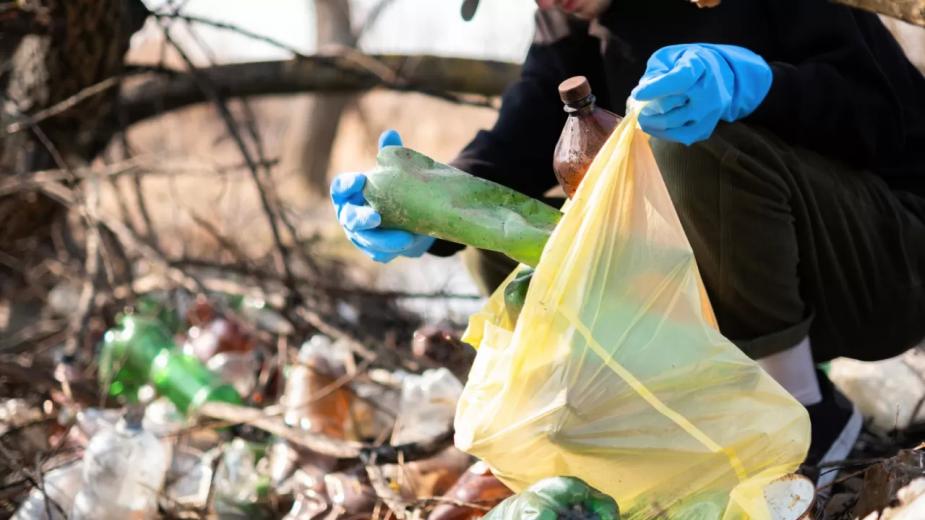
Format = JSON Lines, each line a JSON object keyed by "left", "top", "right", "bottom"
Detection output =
{"left": 99, "top": 315, "right": 242, "bottom": 413}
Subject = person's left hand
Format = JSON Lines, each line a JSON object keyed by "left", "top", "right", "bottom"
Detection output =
{"left": 631, "top": 43, "right": 772, "bottom": 145}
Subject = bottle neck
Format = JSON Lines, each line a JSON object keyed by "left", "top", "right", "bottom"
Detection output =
{"left": 564, "top": 94, "right": 596, "bottom": 116}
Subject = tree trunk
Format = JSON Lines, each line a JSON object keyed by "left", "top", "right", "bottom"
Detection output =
{"left": 0, "top": 0, "right": 146, "bottom": 284}
{"left": 281, "top": 0, "right": 356, "bottom": 198}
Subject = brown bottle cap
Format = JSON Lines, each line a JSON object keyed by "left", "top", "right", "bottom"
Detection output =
{"left": 558, "top": 76, "right": 592, "bottom": 105}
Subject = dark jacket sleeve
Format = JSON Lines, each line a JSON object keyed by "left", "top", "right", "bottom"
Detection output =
{"left": 430, "top": 12, "right": 607, "bottom": 257}
{"left": 747, "top": 0, "right": 918, "bottom": 170}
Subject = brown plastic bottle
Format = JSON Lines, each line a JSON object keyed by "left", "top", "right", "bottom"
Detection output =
{"left": 553, "top": 76, "right": 622, "bottom": 198}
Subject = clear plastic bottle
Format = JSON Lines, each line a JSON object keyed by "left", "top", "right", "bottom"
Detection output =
{"left": 391, "top": 368, "right": 463, "bottom": 445}
{"left": 213, "top": 438, "right": 261, "bottom": 517}
{"left": 553, "top": 76, "right": 622, "bottom": 198}
{"left": 13, "top": 461, "right": 83, "bottom": 520}
{"left": 71, "top": 415, "right": 168, "bottom": 520}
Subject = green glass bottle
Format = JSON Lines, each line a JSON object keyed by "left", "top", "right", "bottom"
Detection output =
{"left": 99, "top": 315, "right": 242, "bottom": 413}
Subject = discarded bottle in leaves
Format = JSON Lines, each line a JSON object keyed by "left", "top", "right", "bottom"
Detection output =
{"left": 99, "top": 315, "right": 242, "bottom": 413}
{"left": 281, "top": 335, "right": 351, "bottom": 438}
{"left": 143, "top": 397, "right": 188, "bottom": 462}
{"left": 214, "top": 438, "right": 266, "bottom": 519}
{"left": 207, "top": 351, "right": 260, "bottom": 398}
{"left": 428, "top": 462, "right": 514, "bottom": 520}
{"left": 553, "top": 76, "right": 621, "bottom": 198}
{"left": 71, "top": 415, "right": 168, "bottom": 520}
{"left": 13, "top": 461, "right": 83, "bottom": 520}
{"left": 391, "top": 368, "right": 463, "bottom": 445}
{"left": 183, "top": 315, "right": 253, "bottom": 363}
{"left": 324, "top": 471, "right": 378, "bottom": 516}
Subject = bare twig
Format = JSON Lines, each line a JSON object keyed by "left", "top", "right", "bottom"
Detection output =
{"left": 5, "top": 76, "right": 123, "bottom": 134}
{"left": 366, "top": 458, "right": 411, "bottom": 519}
{"left": 159, "top": 23, "right": 298, "bottom": 303}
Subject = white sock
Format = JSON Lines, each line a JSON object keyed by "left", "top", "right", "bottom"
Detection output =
{"left": 758, "top": 336, "right": 823, "bottom": 406}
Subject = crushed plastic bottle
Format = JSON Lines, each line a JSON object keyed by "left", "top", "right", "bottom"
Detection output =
{"left": 71, "top": 414, "right": 168, "bottom": 520}
{"left": 12, "top": 461, "right": 83, "bottom": 520}
{"left": 281, "top": 335, "right": 351, "bottom": 438}
{"left": 182, "top": 316, "right": 253, "bottom": 363}
{"left": 392, "top": 368, "right": 463, "bottom": 445}
{"left": 282, "top": 469, "right": 328, "bottom": 519}
{"left": 143, "top": 397, "right": 187, "bottom": 462}
{"left": 213, "top": 438, "right": 263, "bottom": 518}
{"left": 207, "top": 351, "right": 260, "bottom": 398}
{"left": 350, "top": 376, "right": 401, "bottom": 441}
{"left": 74, "top": 407, "right": 122, "bottom": 439}
{"left": 99, "top": 315, "right": 242, "bottom": 413}
{"left": 240, "top": 296, "right": 294, "bottom": 336}
{"left": 324, "top": 471, "right": 377, "bottom": 516}
{"left": 165, "top": 446, "right": 215, "bottom": 510}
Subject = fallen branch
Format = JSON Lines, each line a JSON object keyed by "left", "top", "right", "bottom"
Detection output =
{"left": 120, "top": 55, "right": 518, "bottom": 126}
{"left": 195, "top": 401, "right": 453, "bottom": 463}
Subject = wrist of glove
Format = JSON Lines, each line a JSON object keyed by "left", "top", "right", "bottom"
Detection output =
{"left": 331, "top": 130, "right": 436, "bottom": 264}
{"left": 631, "top": 43, "right": 772, "bottom": 145}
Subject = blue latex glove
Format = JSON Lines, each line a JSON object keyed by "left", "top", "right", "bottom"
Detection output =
{"left": 631, "top": 43, "right": 772, "bottom": 145}
{"left": 331, "top": 130, "right": 436, "bottom": 263}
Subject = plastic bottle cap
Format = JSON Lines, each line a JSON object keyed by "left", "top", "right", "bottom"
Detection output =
{"left": 558, "top": 76, "right": 592, "bottom": 105}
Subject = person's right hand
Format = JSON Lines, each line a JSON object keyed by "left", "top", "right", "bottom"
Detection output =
{"left": 330, "top": 130, "right": 436, "bottom": 264}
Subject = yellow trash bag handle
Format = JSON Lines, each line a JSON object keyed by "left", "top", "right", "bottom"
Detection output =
{"left": 455, "top": 110, "right": 810, "bottom": 520}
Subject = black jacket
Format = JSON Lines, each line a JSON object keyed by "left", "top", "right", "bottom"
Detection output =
{"left": 433, "top": 0, "right": 925, "bottom": 255}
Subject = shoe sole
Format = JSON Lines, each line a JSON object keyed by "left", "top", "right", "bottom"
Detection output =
{"left": 815, "top": 404, "right": 863, "bottom": 491}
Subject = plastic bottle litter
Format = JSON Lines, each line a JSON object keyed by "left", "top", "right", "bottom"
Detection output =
{"left": 99, "top": 315, "right": 242, "bottom": 413}
{"left": 829, "top": 350, "right": 925, "bottom": 432}
{"left": 428, "top": 461, "right": 514, "bottom": 520}
{"left": 213, "top": 438, "right": 262, "bottom": 517}
{"left": 392, "top": 368, "right": 463, "bottom": 445}
{"left": 182, "top": 316, "right": 253, "bottom": 363}
{"left": 164, "top": 446, "right": 215, "bottom": 510}
{"left": 240, "top": 296, "right": 294, "bottom": 335}
{"left": 350, "top": 376, "right": 401, "bottom": 441}
{"left": 143, "top": 397, "right": 187, "bottom": 461}
{"left": 324, "top": 472, "right": 377, "bottom": 516}
{"left": 207, "top": 351, "right": 260, "bottom": 398}
{"left": 553, "top": 76, "right": 622, "bottom": 198}
{"left": 71, "top": 415, "right": 168, "bottom": 520}
{"left": 282, "top": 469, "right": 328, "bottom": 519}
{"left": 74, "top": 407, "right": 122, "bottom": 438}
{"left": 281, "top": 335, "right": 351, "bottom": 438}
{"left": 12, "top": 461, "right": 83, "bottom": 520}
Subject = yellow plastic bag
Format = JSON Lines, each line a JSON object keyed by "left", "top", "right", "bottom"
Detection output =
{"left": 455, "top": 110, "right": 811, "bottom": 519}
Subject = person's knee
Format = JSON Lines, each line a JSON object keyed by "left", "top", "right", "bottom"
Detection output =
{"left": 649, "top": 123, "right": 790, "bottom": 222}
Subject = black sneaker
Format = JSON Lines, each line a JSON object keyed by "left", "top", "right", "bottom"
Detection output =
{"left": 801, "top": 370, "right": 863, "bottom": 490}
